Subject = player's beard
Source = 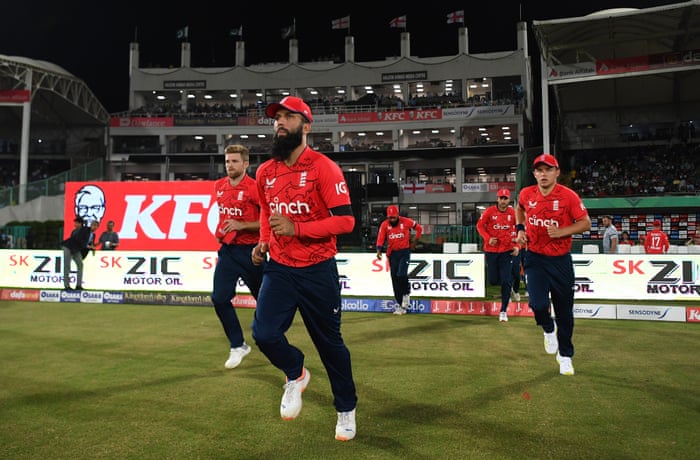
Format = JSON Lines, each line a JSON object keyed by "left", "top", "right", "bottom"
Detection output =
{"left": 271, "top": 126, "right": 303, "bottom": 161}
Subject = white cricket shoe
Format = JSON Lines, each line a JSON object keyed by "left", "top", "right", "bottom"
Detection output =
{"left": 511, "top": 289, "right": 521, "bottom": 302}
{"left": 499, "top": 312, "right": 508, "bottom": 322}
{"left": 335, "top": 408, "right": 356, "bottom": 441}
{"left": 556, "top": 353, "right": 575, "bottom": 376}
{"left": 224, "top": 343, "right": 251, "bottom": 369}
{"left": 543, "top": 323, "right": 558, "bottom": 354}
{"left": 280, "top": 367, "right": 310, "bottom": 420}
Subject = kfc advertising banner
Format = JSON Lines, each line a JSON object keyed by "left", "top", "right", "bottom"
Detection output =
{"left": 64, "top": 181, "right": 220, "bottom": 251}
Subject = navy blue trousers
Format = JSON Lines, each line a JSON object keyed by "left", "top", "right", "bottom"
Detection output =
{"left": 388, "top": 248, "right": 411, "bottom": 304}
{"left": 211, "top": 243, "right": 263, "bottom": 348}
{"left": 523, "top": 250, "right": 575, "bottom": 358}
{"left": 251, "top": 258, "right": 357, "bottom": 412}
{"left": 485, "top": 251, "right": 515, "bottom": 311}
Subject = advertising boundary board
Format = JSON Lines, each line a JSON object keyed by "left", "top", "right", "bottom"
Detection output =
{"left": 0, "top": 288, "right": 698, "bottom": 324}
{"left": 1, "top": 250, "right": 699, "bottom": 323}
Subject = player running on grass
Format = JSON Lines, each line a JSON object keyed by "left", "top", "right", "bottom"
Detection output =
{"left": 515, "top": 153, "right": 590, "bottom": 376}
{"left": 251, "top": 96, "right": 358, "bottom": 441}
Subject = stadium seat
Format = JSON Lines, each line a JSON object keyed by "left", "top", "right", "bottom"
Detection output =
{"left": 582, "top": 244, "right": 599, "bottom": 254}
{"left": 617, "top": 245, "right": 630, "bottom": 254}
{"left": 443, "top": 242, "right": 460, "bottom": 253}
{"left": 461, "top": 243, "right": 478, "bottom": 253}
{"left": 630, "top": 246, "right": 644, "bottom": 254}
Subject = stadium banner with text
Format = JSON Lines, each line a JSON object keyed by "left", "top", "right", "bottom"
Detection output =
{"left": 64, "top": 181, "right": 221, "bottom": 251}
{"left": 0, "top": 251, "right": 484, "bottom": 298}
{"left": 2, "top": 250, "right": 700, "bottom": 301}
{"left": 0, "top": 89, "right": 31, "bottom": 103}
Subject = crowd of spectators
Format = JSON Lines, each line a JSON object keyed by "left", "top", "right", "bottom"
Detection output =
{"left": 566, "top": 144, "right": 700, "bottom": 197}
{"left": 0, "top": 159, "right": 70, "bottom": 188}
{"left": 118, "top": 91, "right": 523, "bottom": 121}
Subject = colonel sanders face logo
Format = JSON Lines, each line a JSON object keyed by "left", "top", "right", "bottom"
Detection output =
{"left": 74, "top": 184, "right": 106, "bottom": 225}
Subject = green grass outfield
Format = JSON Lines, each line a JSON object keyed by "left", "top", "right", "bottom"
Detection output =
{"left": 1, "top": 301, "right": 697, "bottom": 460}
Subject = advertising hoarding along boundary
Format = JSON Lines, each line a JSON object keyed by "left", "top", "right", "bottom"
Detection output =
{"left": 1, "top": 250, "right": 699, "bottom": 302}
{"left": 0, "top": 287, "right": 696, "bottom": 323}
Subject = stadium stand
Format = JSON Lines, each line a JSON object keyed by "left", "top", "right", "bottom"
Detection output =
{"left": 1, "top": 3, "right": 698, "bottom": 250}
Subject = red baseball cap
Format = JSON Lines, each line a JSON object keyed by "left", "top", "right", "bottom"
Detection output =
{"left": 533, "top": 153, "right": 559, "bottom": 168}
{"left": 497, "top": 188, "right": 510, "bottom": 198}
{"left": 386, "top": 205, "right": 399, "bottom": 217}
{"left": 265, "top": 96, "right": 313, "bottom": 123}
{"left": 653, "top": 219, "right": 662, "bottom": 227}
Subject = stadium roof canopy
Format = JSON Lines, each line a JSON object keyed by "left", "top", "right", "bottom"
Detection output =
{"left": 532, "top": 0, "right": 700, "bottom": 148}
{"left": 0, "top": 54, "right": 109, "bottom": 127}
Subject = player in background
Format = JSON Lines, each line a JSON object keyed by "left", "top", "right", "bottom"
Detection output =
{"left": 375, "top": 205, "right": 423, "bottom": 315}
{"left": 211, "top": 144, "right": 264, "bottom": 369}
{"left": 515, "top": 153, "right": 591, "bottom": 376}
{"left": 476, "top": 188, "right": 520, "bottom": 322}
{"left": 251, "top": 96, "right": 358, "bottom": 441}
{"left": 643, "top": 219, "right": 670, "bottom": 254}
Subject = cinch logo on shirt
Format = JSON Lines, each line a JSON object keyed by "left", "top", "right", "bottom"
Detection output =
{"left": 220, "top": 206, "right": 244, "bottom": 217}
{"left": 493, "top": 224, "right": 512, "bottom": 230}
{"left": 388, "top": 233, "right": 406, "bottom": 239}
{"left": 270, "top": 198, "right": 310, "bottom": 215}
{"left": 528, "top": 215, "right": 560, "bottom": 228}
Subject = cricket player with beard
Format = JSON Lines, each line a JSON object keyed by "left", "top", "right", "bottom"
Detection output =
{"left": 210, "top": 144, "right": 264, "bottom": 369}
{"left": 250, "top": 96, "right": 358, "bottom": 441}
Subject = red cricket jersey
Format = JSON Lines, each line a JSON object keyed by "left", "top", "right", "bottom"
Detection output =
{"left": 376, "top": 216, "right": 423, "bottom": 256}
{"left": 256, "top": 146, "right": 353, "bottom": 267}
{"left": 476, "top": 205, "right": 518, "bottom": 253}
{"left": 517, "top": 183, "right": 588, "bottom": 256}
{"left": 214, "top": 174, "right": 261, "bottom": 245}
{"left": 643, "top": 229, "right": 670, "bottom": 254}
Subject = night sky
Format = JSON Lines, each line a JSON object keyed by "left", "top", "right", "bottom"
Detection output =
{"left": 1, "top": 1, "right": 679, "bottom": 113}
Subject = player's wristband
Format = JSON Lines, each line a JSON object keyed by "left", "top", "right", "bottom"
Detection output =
{"left": 515, "top": 224, "right": 525, "bottom": 232}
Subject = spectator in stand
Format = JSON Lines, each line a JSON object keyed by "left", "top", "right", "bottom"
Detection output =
{"left": 619, "top": 231, "right": 635, "bottom": 246}
{"left": 477, "top": 188, "right": 520, "bottom": 322}
{"left": 601, "top": 215, "right": 619, "bottom": 254}
{"left": 643, "top": 220, "right": 670, "bottom": 254}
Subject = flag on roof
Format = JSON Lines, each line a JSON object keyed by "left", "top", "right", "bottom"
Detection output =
{"left": 229, "top": 26, "right": 243, "bottom": 38}
{"left": 281, "top": 19, "right": 296, "bottom": 39}
{"left": 446, "top": 10, "right": 464, "bottom": 24}
{"left": 176, "top": 26, "right": 189, "bottom": 40}
{"left": 332, "top": 16, "right": 350, "bottom": 30}
{"left": 389, "top": 15, "right": 406, "bottom": 29}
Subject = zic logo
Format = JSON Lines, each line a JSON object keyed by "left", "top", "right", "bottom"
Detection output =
{"left": 647, "top": 260, "right": 700, "bottom": 295}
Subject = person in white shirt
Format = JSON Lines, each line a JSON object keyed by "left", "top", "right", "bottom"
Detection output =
{"left": 601, "top": 215, "right": 618, "bottom": 254}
